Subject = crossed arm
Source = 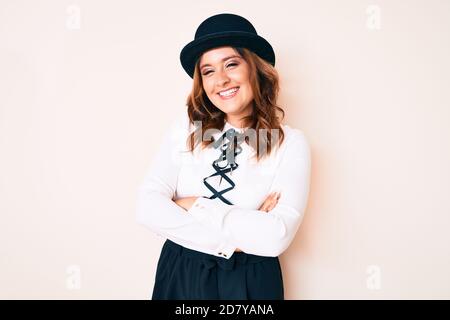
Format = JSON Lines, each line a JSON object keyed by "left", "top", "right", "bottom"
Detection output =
{"left": 173, "top": 192, "right": 281, "bottom": 252}
{"left": 136, "top": 115, "right": 311, "bottom": 258}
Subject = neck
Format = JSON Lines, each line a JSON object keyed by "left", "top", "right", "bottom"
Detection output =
{"left": 225, "top": 108, "right": 253, "bottom": 129}
{"left": 226, "top": 118, "right": 245, "bottom": 129}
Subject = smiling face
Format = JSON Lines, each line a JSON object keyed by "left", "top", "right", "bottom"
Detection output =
{"left": 199, "top": 46, "right": 254, "bottom": 127}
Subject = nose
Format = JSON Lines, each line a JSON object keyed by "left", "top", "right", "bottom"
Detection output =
{"left": 216, "top": 69, "right": 230, "bottom": 88}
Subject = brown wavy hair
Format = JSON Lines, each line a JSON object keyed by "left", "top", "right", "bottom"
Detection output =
{"left": 185, "top": 46, "right": 285, "bottom": 162}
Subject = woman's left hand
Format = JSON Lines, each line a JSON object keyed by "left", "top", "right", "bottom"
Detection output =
{"left": 173, "top": 196, "right": 199, "bottom": 211}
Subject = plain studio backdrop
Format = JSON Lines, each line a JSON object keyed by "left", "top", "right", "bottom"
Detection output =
{"left": 0, "top": 0, "right": 449, "bottom": 299}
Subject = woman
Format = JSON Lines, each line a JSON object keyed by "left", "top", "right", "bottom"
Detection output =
{"left": 136, "top": 13, "right": 311, "bottom": 300}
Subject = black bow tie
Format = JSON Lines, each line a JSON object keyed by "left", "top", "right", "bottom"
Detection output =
{"left": 202, "top": 128, "right": 245, "bottom": 205}
{"left": 213, "top": 128, "right": 245, "bottom": 169}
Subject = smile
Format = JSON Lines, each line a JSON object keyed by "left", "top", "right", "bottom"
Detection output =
{"left": 218, "top": 87, "right": 239, "bottom": 99}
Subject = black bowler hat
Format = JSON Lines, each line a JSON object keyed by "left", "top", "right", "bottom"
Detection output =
{"left": 180, "top": 13, "right": 276, "bottom": 78}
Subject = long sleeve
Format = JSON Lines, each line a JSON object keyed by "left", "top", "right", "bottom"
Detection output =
{"left": 135, "top": 115, "right": 237, "bottom": 259}
{"left": 186, "top": 129, "right": 311, "bottom": 257}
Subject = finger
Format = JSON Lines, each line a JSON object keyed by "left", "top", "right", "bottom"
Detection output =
{"left": 265, "top": 193, "right": 276, "bottom": 204}
{"left": 273, "top": 192, "right": 280, "bottom": 202}
{"left": 268, "top": 193, "right": 280, "bottom": 211}
{"left": 270, "top": 191, "right": 280, "bottom": 201}
{"left": 267, "top": 200, "right": 277, "bottom": 211}
{"left": 259, "top": 194, "right": 273, "bottom": 211}
{"left": 266, "top": 192, "right": 277, "bottom": 203}
{"left": 261, "top": 192, "right": 279, "bottom": 212}
{"left": 262, "top": 194, "right": 276, "bottom": 210}
{"left": 260, "top": 202, "right": 271, "bottom": 212}
{"left": 266, "top": 192, "right": 276, "bottom": 199}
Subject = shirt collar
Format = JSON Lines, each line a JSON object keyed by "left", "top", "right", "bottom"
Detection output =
{"left": 223, "top": 120, "right": 249, "bottom": 133}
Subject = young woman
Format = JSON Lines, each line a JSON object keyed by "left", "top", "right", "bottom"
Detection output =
{"left": 136, "top": 13, "right": 311, "bottom": 300}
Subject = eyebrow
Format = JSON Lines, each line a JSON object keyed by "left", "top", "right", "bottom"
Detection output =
{"left": 200, "top": 55, "right": 241, "bottom": 70}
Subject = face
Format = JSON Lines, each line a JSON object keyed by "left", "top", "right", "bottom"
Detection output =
{"left": 199, "top": 46, "right": 254, "bottom": 125}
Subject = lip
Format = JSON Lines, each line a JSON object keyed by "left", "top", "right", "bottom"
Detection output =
{"left": 217, "top": 87, "right": 239, "bottom": 100}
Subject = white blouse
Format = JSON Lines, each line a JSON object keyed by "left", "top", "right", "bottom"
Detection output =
{"left": 136, "top": 112, "right": 311, "bottom": 260}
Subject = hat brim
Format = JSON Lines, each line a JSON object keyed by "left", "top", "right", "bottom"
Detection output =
{"left": 180, "top": 31, "right": 275, "bottom": 78}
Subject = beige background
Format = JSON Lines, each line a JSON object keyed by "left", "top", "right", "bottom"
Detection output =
{"left": 1, "top": 0, "right": 449, "bottom": 299}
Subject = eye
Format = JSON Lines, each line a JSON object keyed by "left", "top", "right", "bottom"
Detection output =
{"left": 202, "top": 62, "right": 239, "bottom": 76}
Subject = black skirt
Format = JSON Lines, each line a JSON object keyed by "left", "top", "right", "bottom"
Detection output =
{"left": 151, "top": 239, "right": 284, "bottom": 300}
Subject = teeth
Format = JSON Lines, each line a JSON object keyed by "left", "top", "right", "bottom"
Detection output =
{"left": 219, "top": 87, "right": 238, "bottom": 96}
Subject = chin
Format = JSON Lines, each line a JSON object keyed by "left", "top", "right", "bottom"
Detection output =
{"left": 217, "top": 105, "right": 242, "bottom": 114}
{"left": 213, "top": 99, "right": 241, "bottom": 109}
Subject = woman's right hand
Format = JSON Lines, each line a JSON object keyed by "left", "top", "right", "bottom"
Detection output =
{"left": 258, "top": 191, "right": 281, "bottom": 212}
